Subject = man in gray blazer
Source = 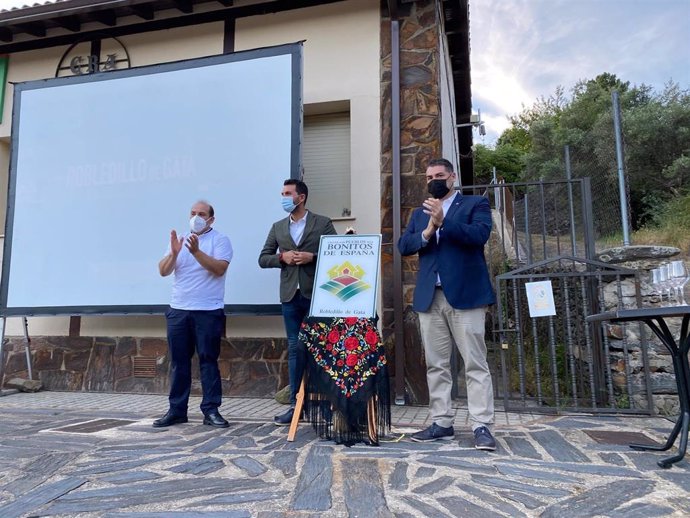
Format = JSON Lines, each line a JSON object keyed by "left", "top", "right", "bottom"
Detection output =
{"left": 259, "top": 179, "right": 336, "bottom": 425}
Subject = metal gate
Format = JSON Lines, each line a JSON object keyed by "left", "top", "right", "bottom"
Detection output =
{"left": 455, "top": 179, "right": 653, "bottom": 414}
{"left": 493, "top": 257, "right": 653, "bottom": 414}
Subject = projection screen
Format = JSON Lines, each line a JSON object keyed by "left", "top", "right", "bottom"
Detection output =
{"left": 1, "top": 43, "right": 302, "bottom": 316}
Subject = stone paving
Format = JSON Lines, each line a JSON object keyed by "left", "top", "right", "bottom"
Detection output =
{"left": 0, "top": 391, "right": 688, "bottom": 517}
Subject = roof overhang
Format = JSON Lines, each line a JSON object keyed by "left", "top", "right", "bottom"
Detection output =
{"left": 0, "top": 0, "right": 347, "bottom": 53}
{"left": 440, "top": 0, "right": 473, "bottom": 184}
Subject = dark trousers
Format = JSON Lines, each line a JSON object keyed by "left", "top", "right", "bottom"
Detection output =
{"left": 166, "top": 307, "right": 224, "bottom": 416}
{"left": 281, "top": 290, "right": 311, "bottom": 406}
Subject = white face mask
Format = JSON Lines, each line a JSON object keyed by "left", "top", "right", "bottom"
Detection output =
{"left": 189, "top": 215, "right": 209, "bottom": 234}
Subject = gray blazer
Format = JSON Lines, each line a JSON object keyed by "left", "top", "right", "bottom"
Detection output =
{"left": 258, "top": 212, "right": 337, "bottom": 302}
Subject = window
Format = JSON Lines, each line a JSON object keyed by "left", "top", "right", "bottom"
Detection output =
{"left": 302, "top": 112, "right": 351, "bottom": 219}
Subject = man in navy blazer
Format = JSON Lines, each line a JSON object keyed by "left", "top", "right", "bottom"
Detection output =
{"left": 398, "top": 158, "right": 496, "bottom": 450}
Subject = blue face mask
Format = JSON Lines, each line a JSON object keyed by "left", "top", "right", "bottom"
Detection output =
{"left": 282, "top": 196, "right": 297, "bottom": 213}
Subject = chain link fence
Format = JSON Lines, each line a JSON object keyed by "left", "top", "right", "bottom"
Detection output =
{"left": 506, "top": 141, "right": 624, "bottom": 260}
{"left": 563, "top": 139, "right": 629, "bottom": 250}
{"left": 488, "top": 100, "right": 633, "bottom": 257}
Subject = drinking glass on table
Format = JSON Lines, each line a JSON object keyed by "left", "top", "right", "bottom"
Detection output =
{"left": 651, "top": 267, "right": 669, "bottom": 305}
{"left": 665, "top": 263, "right": 679, "bottom": 304}
{"left": 668, "top": 260, "right": 688, "bottom": 305}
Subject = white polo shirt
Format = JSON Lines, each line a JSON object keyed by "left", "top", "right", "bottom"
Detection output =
{"left": 165, "top": 228, "right": 234, "bottom": 310}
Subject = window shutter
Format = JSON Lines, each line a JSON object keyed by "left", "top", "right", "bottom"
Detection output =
{"left": 302, "top": 112, "right": 351, "bottom": 219}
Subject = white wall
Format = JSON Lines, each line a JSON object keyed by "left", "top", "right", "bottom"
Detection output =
{"left": 236, "top": 0, "right": 382, "bottom": 235}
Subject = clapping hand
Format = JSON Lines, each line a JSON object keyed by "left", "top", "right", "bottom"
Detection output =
{"left": 185, "top": 233, "right": 200, "bottom": 255}
{"left": 170, "top": 230, "right": 183, "bottom": 256}
{"left": 423, "top": 197, "right": 444, "bottom": 228}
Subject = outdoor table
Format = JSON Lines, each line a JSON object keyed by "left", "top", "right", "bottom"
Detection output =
{"left": 587, "top": 305, "right": 690, "bottom": 468}
{"left": 287, "top": 316, "right": 391, "bottom": 445}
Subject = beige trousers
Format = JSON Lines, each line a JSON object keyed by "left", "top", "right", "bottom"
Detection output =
{"left": 417, "top": 289, "right": 495, "bottom": 430}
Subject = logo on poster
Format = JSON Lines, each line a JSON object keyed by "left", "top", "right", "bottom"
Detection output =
{"left": 319, "top": 261, "right": 371, "bottom": 301}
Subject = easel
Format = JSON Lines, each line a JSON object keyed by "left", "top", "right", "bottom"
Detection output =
{"left": 286, "top": 374, "right": 379, "bottom": 444}
{"left": 0, "top": 316, "right": 33, "bottom": 387}
{"left": 284, "top": 234, "right": 383, "bottom": 443}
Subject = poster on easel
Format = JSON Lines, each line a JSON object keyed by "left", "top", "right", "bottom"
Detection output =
{"left": 309, "top": 234, "right": 381, "bottom": 319}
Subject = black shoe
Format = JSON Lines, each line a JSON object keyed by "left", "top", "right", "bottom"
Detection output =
{"left": 203, "top": 411, "right": 230, "bottom": 428}
{"left": 410, "top": 423, "right": 455, "bottom": 442}
{"left": 473, "top": 426, "right": 496, "bottom": 451}
{"left": 274, "top": 407, "right": 295, "bottom": 426}
{"left": 152, "top": 411, "right": 188, "bottom": 428}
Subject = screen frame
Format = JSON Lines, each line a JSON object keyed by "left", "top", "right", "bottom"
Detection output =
{"left": 0, "top": 42, "right": 302, "bottom": 317}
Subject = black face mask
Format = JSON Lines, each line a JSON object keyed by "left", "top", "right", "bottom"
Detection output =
{"left": 427, "top": 179, "right": 451, "bottom": 199}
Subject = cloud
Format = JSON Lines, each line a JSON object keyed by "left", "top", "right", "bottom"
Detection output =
{"left": 470, "top": 0, "right": 690, "bottom": 143}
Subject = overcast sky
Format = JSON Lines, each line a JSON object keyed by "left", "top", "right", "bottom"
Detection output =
{"left": 3, "top": 0, "right": 688, "bottom": 145}
{"left": 470, "top": 0, "right": 690, "bottom": 143}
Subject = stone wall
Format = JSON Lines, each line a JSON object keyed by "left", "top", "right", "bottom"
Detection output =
{"left": 1, "top": 336, "right": 288, "bottom": 397}
{"left": 597, "top": 245, "right": 685, "bottom": 415}
{"left": 380, "top": 0, "right": 441, "bottom": 404}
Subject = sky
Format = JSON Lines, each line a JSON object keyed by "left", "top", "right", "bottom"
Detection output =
{"left": 2, "top": 0, "right": 688, "bottom": 145}
{"left": 470, "top": 0, "right": 690, "bottom": 144}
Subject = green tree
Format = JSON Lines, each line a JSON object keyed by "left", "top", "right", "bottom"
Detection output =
{"left": 496, "top": 73, "right": 690, "bottom": 229}
{"left": 623, "top": 82, "right": 690, "bottom": 226}
{"left": 472, "top": 143, "right": 524, "bottom": 184}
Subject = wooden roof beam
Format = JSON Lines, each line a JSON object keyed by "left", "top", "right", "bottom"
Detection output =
{"left": 54, "top": 15, "right": 81, "bottom": 32}
{"left": 0, "top": 28, "right": 12, "bottom": 43}
{"left": 17, "top": 23, "right": 46, "bottom": 38}
{"left": 90, "top": 9, "right": 117, "bottom": 27}
{"left": 130, "top": 3, "right": 155, "bottom": 21}
{"left": 173, "top": 0, "right": 194, "bottom": 15}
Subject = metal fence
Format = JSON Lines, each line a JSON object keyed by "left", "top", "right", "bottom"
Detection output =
{"left": 488, "top": 141, "right": 629, "bottom": 254}
{"left": 450, "top": 179, "right": 652, "bottom": 414}
{"left": 563, "top": 143, "right": 628, "bottom": 247}
{"left": 494, "top": 257, "right": 652, "bottom": 414}
{"left": 463, "top": 178, "right": 596, "bottom": 266}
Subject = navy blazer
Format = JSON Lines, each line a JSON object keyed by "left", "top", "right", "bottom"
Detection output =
{"left": 398, "top": 193, "right": 496, "bottom": 312}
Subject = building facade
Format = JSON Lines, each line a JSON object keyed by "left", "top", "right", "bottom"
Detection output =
{"left": 0, "top": 0, "right": 472, "bottom": 402}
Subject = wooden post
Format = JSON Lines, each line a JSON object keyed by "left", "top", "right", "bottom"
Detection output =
{"left": 367, "top": 396, "right": 379, "bottom": 445}
{"left": 287, "top": 375, "right": 306, "bottom": 442}
{"left": 69, "top": 316, "right": 81, "bottom": 337}
{"left": 22, "top": 317, "right": 32, "bottom": 380}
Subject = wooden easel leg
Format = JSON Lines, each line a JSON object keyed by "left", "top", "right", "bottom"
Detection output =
{"left": 367, "top": 395, "right": 379, "bottom": 445}
{"left": 22, "top": 317, "right": 33, "bottom": 380}
{"left": 287, "top": 375, "right": 306, "bottom": 442}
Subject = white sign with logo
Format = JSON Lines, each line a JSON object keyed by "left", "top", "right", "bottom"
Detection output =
{"left": 525, "top": 280, "right": 557, "bottom": 317}
{"left": 309, "top": 234, "right": 381, "bottom": 319}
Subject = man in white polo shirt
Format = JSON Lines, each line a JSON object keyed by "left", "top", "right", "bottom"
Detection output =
{"left": 153, "top": 200, "right": 233, "bottom": 428}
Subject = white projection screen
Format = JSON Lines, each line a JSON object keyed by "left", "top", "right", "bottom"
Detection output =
{"left": 1, "top": 43, "right": 302, "bottom": 316}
